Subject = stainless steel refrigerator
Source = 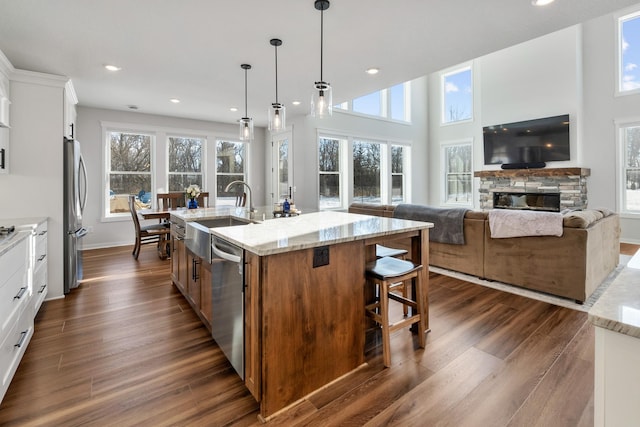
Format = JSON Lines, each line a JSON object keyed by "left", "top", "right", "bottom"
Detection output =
{"left": 63, "top": 137, "right": 88, "bottom": 294}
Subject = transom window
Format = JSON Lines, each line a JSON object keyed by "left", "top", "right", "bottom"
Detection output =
{"left": 618, "top": 122, "right": 640, "bottom": 213}
{"left": 442, "top": 66, "right": 473, "bottom": 124}
{"left": 168, "top": 136, "right": 204, "bottom": 191}
{"left": 106, "top": 131, "right": 153, "bottom": 216}
{"left": 334, "top": 82, "right": 411, "bottom": 122}
{"left": 618, "top": 11, "right": 640, "bottom": 94}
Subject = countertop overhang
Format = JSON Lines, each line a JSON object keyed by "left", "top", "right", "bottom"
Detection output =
{"left": 171, "top": 208, "right": 433, "bottom": 257}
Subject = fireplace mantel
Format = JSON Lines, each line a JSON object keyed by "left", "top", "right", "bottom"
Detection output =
{"left": 474, "top": 167, "right": 590, "bottom": 179}
{"left": 476, "top": 167, "right": 590, "bottom": 210}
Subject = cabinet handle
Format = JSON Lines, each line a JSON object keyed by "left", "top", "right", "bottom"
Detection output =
{"left": 15, "top": 330, "right": 28, "bottom": 348}
{"left": 39, "top": 230, "right": 47, "bottom": 236}
{"left": 0, "top": 148, "right": 5, "bottom": 169}
{"left": 38, "top": 284, "right": 47, "bottom": 294}
{"left": 38, "top": 254, "right": 46, "bottom": 262}
{"left": 14, "top": 287, "right": 27, "bottom": 300}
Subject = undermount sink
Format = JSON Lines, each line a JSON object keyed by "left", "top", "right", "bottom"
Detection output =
{"left": 185, "top": 217, "right": 251, "bottom": 261}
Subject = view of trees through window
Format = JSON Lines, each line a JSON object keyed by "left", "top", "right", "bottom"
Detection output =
{"left": 319, "top": 137, "right": 342, "bottom": 209}
{"left": 168, "top": 136, "right": 203, "bottom": 191}
{"left": 108, "top": 131, "right": 152, "bottom": 213}
{"left": 391, "top": 145, "right": 405, "bottom": 204}
{"left": 623, "top": 125, "right": 640, "bottom": 212}
{"left": 444, "top": 144, "right": 472, "bottom": 204}
{"left": 216, "top": 140, "right": 246, "bottom": 206}
{"left": 353, "top": 141, "right": 381, "bottom": 203}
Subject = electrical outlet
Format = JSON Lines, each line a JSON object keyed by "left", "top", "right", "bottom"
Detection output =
{"left": 313, "top": 246, "right": 329, "bottom": 268}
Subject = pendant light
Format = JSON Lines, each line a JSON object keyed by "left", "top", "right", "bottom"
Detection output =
{"left": 268, "top": 38, "right": 286, "bottom": 132}
{"left": 239, "top": 64, "right": 254, "bottom": 141}
{"left": 311, "top": 0, "right": 332, "bottom": 118}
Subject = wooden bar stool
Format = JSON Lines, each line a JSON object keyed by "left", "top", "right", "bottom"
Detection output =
{"left": 365, "top": 256, "right": 426, "bottom": 368}
{"left": 375, "top": 244, "right": 409, "bottom": 315}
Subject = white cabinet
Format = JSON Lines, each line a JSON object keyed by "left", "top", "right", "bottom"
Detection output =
{"left": 0, "top": 68, "right": 9, "bottom": 174}
{"left": 0, "top": 233, "right": 33, "bottom": 402}
{"left": 32, "top": 221, "right": 48, "bottom": 314}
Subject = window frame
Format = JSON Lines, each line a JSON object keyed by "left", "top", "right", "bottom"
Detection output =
{"left": 102, "top": 126, "right": 156, "bottom": 221}
{"left": 441, "top": 139, "right": 474, "bottom": 207}
{"left": 441, "top": 65, "right": 473, "bottom": 125}
{"left": 616, "top": 118, "right": 640, "bottom": 217}
{"left": 616, "top": 9, "right": 640, "bottom": 97}
{"left": 333, "top": 81, "right": 412, "bottom": 123}
{"left": 214, "top": 138, "right": 248, "bottom": 207}
{"left": 166, "top": 134, "right": 206, "bottom": 193}
{"left": 317, "top": 131, "right": 411, "bottom": 210}
{"left": 318, "top": 134, "right": 347, "bottom": 210}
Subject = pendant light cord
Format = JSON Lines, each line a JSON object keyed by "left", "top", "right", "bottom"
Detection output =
{"left": 320, "top": 7, "right": 324, "bottom": 82}
{"left": 274, "top": 44, "right": 279, "bottom": 104}
{"left": 244, "top": 68, "right": 248, "bottom": 117}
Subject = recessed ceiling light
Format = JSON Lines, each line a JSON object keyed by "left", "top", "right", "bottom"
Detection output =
{"left": 104, "top": 64, "right": 121, "bottom": 71}
{"left": 366, "top": 68, "right": 380, "bottom": 75}
{"left": 531, "top": 0, "right": 555, "bottom": 6}
{"left": 292, "top": 101, "right": 301, "bottom": 106}
{"left": 170, "top": 98, "right": 180, "bottom": 104}
{"left": 230, "top": 107, "right": 238, "bottom": 112}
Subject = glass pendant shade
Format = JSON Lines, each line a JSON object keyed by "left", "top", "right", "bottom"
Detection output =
{"left": 311, "top": 81, "right": 332, "bottom": 118}
{"left": 268, "top": 103, "right": 286, "bottom": 132}
{"left": 239, "top": 63, "right": 253, "bottom": 142}
{"left": 239, "top": 117, "right": 254, "bottom": 141}
{"left": 311, "top": 0, "right": 332, "bottom": 118}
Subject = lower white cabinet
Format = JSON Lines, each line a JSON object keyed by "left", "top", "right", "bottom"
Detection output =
{"left": 0, "top": 233, "right": 32, "bottom": 402}
{"left": 0, "top": 218, "right": 48, "bottom": 403}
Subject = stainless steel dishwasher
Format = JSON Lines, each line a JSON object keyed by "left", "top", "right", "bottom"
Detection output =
{"left": 211, "top": 235, "right": 245, "bottom": 380}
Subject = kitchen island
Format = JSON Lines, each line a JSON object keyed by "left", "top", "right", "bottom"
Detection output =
{"left": 169, "top": 208, "right": 433, "bottom": 420}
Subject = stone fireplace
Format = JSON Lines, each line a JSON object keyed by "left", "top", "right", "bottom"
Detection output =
{"left": 474, "top": 167, "right": 590, "bottom": 211}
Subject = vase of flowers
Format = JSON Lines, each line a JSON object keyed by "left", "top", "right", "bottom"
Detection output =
{"left": 185, "top": 184, "right": 201, "bottom": 209}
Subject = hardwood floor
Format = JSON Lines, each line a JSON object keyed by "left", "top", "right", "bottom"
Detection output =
{"left": 0, "top": 244, "right": 637, "bottom": 426}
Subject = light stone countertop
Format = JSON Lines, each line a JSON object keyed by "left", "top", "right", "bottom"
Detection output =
{"left": 0, "top": 217, "right": 47, "bottom": 256}
{"left": 588, "top": 251, "right": 640, "bottom": 339}
{"left": 207, "top": 210, "right": 433, "bottom": 256}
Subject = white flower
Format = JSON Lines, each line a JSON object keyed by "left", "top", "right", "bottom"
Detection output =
{"left": 185, "top": 184, "right": 201, "bottom": 199}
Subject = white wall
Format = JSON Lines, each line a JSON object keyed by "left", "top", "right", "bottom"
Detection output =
{"left": 276, "top": 76, "right": 429, "bottom": 210}
{"left": 76, "top": 106, "right": 266, "bottom": 249}
{"left": 427, "top": 15, "right": 640, "bottom": 242}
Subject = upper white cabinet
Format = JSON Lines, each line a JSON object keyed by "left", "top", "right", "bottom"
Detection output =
{"left": 0, "top": 51, "right": 10, "bottom": 174}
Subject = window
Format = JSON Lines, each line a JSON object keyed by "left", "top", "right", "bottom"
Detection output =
{"left": 319, "top": 137, "right": 344, "bottom": 209}
{"left": 618, "top": 11, "right": 640, "bottom": 94}
{"left": 619, "top": 123, "right": 640, "bottom": 213}
{"left": 353, "top": 140, "right": 383, "bottom": 204}
{"left": 442, "top": 66, "right": 472, "bottom": 124}
{"left": 106, "top": 131, "right": 153, "bottom": 216}
{"left": 334, "top": 82, "right": 411, "bottom": 122}
{"left": 391, "top": 145, "right": 406, "bottom": 204}
{"left": 215, "top": 140, "right": 246, "bottom": 206}
{"left": 168, "top": 136, "right": 204, "bottom": 191}
{"left": 443, "top": 142, "right": 473, "bottom": 205}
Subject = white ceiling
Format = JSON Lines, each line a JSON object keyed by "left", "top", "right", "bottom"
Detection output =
{"left": 0, "top": 0, "right": 638, "bottom": 127}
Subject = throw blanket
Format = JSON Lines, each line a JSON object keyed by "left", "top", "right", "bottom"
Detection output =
{"left": 393, "top": 204, "right": 468, "bottom": 244}
{"left": 488, "top": 209, "right": 563, "bottom": 238}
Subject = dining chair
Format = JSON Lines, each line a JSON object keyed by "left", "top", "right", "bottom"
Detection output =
{"left": 129, "top": 195, "right": 171, "bottom": 259}
{"left": 196, "top": 191, "right": 209, "bottom": 208}
{"left": 157, "top": 192, "right": 185, "bottom": 210}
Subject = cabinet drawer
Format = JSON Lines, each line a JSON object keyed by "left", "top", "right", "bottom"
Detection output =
{"left": 0, "top": 239, "right": 29, "bottom": 336}
{"left": 0, "top": 305, "right": 33, "bottom": 400}
{"left": 33, "top": 262, "right": 47, "bottom": 314}
{"left": 34, "top": 223, "right": 47, "bottom": 270}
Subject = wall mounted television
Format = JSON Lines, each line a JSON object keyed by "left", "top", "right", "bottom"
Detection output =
{"left": 483, "top": 114, "right": 570, "bottom": 167}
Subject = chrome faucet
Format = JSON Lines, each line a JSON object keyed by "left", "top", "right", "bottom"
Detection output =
{"left": 224, "top": 180, "right": 255, "bottom": 212}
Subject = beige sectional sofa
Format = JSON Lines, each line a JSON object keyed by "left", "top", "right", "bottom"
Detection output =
{"left": 348, "top": 203, "right": 620, "bottom": 303}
